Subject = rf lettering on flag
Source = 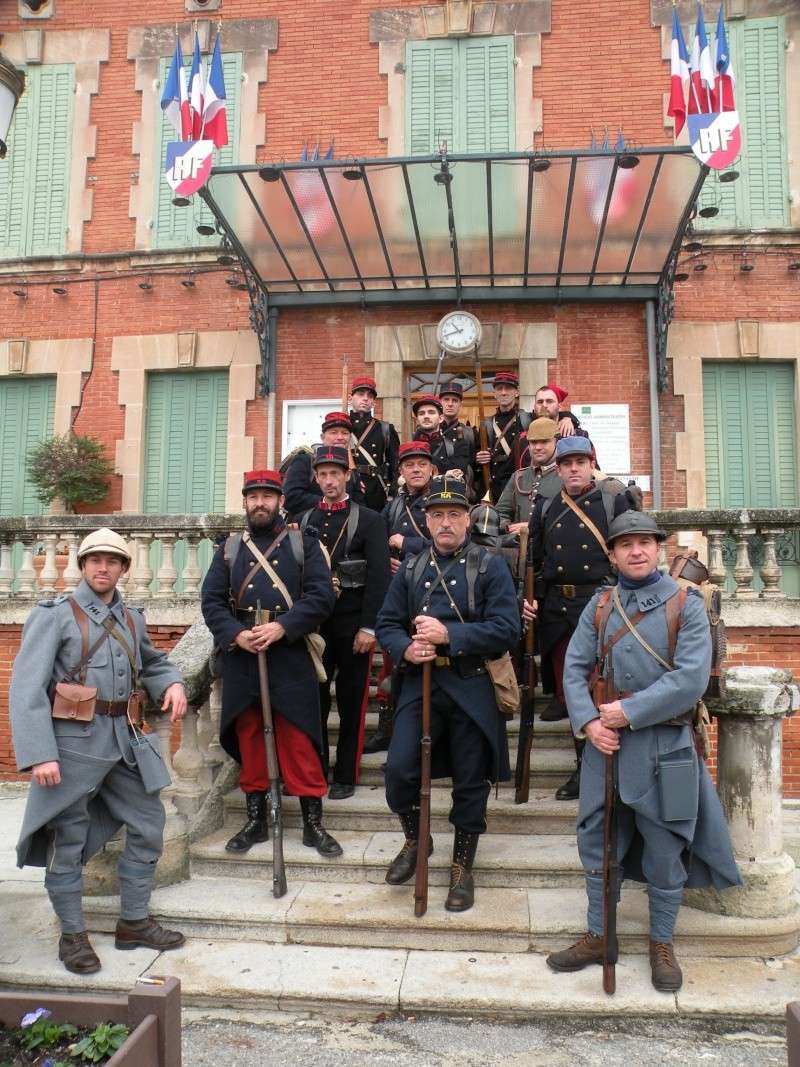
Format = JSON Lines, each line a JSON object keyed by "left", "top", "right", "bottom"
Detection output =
{"left": 164, "top": 140, "right": 215, "bottom": 198}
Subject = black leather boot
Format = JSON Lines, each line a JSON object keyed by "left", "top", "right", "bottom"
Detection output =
{"left": 555, "top": 738, "right": 584, "bottom": 801}
{"left": 225, "top": 791, "right": 269, "bottom": 853}
{"left": 385, "top": 809, "right": 433, "bottom": 885}
{"left": 300, "top": 796, "right": 343, "bottom": 857}
{"left": 445, "top": 829, "right": 480, "bottom": 912}
{"left": 363, "top": 701, "right": 393, "bottom": 754}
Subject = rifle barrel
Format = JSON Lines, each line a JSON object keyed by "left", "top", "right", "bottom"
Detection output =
{"left": 414, "top": 659, "right": 433, "bottom": 918}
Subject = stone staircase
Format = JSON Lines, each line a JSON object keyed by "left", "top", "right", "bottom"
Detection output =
{"left": 71, "top": 695, "right": 800, "bottom": 1019}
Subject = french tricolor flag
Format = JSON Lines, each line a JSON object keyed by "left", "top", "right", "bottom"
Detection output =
{"left": 688, "top": 4, "right": 715, "bottom": 114}
{"left": 667, "top": 8, "right": 690, "bottom": 136}
{"left": 160, "top": 38, "right": 191, "bottom": 140}
{"left": 201, "top": 33, "right": 229, "bottom": 149}
{"left": 189, "top": 32, "right": 205, "bottom": 140}
{"left": 714, "top": 4, "right": 736, "bottom": 112}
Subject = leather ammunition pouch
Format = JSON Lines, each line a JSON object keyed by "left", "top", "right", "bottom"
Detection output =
{"left": 52, "top": 681, "right": 97, "bottom": 722}
{"left": 336, "top": 558, "right": 367, "bottom": 589}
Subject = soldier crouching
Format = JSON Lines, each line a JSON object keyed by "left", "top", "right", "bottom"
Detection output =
{"left": 545, "top": 512, "right": 741, "bottom": 991}
{"left": 376, "top": 475, "right": 521, "bottom": 912}
{"left": 10, "top": 528, "right": 188, "bottom": 975}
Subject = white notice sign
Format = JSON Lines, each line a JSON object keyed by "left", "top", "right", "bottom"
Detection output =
{"left": 573, "top": 403, "right": 631, "bottom": 475}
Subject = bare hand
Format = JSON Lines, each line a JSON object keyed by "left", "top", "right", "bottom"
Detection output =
{"left": 235, "top": 629, "right": 259, "bottom": 654}
{"left": 599, "top": 700, "right": 629, "bottom": 730}
{"left": 522, "top": 598, "right": 537, "bottom": 623}
{"left": 413, "top": 614, "right": 449, "bottom": 645}
{"left": 404, "top": 637, "right": 436, "bottom": 665}
{"left": 476, "top": 450, "right": 491, "bottom": 465}
{"left": 33, "top": 760, "right": 61, "bottom": 787}
{"left": 557, "top": 416, "right": 575, "bottom": 437}
{"left": 508, "top": 522, "right": 527, "bottom": 536}
{"left": 388, "top": 533, "right": 405, "bottom": 551}
{"left": 585, "top": 718, "right": 620, "bottom": 754}
{"left": 390, "top": 556, "right": 401, "bottom": 575}
{"left": 251, "top": 621, "right": 286, "bottom": 651}
{"left": 353, "top": 629, "right": 376, "bottom": 655}
{"left": 162, "top": 682, "right": 188, "bottom": 724}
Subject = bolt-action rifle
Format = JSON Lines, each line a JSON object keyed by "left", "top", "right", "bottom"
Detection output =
{"left": 414, "top": 657, "right": 433, "bottom": 918}
{"left": 255, "top": 600, "right": 287, "bottom": 899}
{"left": 514, "top": 529, "right": 536, "bottom": 804}
{"left": 591, "top": 654, "right": 619, "bottom": 995}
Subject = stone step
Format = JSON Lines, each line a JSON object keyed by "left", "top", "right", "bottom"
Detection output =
{"left": 330, "top": 710, "right": 574, "bottom": 748}
{"left": 223, "top": 786, "right": 578, "bottom": 836}
{"left": 354, "top": 744, "right": 575, "bottom": 789}
{"left": 190, "top": 829, "right": 585, "bottom": 889}
{"left": 80, "top": 875, "right": 800, "bottom": 961}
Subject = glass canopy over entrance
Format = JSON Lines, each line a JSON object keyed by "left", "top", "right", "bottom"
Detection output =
{"left": 201, "top": 147, "right": 705, "bottom": 306}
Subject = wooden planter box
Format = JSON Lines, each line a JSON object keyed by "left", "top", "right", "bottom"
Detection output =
{"left": 0, "top": 976, "right": 181, "bottom": 1066}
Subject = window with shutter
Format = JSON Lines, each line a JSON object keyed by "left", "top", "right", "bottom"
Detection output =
{"left": 0, "top": 65, "right": 73, "bottom": 259}
{"left": 0, "top": 378, "right": 56, "bottom": 516}
{"left": 697, "top": 17, "right": 788, "bottom": 231}
{"left": 153, "top": 52, "right": 242, "bottom": 249}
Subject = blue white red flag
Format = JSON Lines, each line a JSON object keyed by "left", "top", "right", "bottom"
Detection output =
{"left": 160, "top": 38, "right": 191, "bottom": 140}
{"left": 667, "top": 8, "right": 690, "bottom": 136}
{"left": 714, "top": 4, "right": 736, "bottom": 112}
{"left": 164, "top": 140, "right": 214, "bottom": 197}
{"left": 189, "top": 32, "right": 205, "bottom": 140}
{"left": 688, "top": 5, "right": 715, "bottom": 114}
{"left": 202, "top": 33, "right": 228, "bottom": 148}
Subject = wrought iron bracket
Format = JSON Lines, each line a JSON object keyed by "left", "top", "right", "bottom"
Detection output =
{"left": 655, "top": 246, "right": 678, "bottom": 392}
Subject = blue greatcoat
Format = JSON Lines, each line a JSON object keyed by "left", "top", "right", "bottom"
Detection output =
{"left": 564, "top": 572, "right": 741, "bottom": 890}
{"left": 376, "top": 539, "right": 520, "bottom": 784}
{"left": 201, "top": 521, "right": 336, "bottom": 762}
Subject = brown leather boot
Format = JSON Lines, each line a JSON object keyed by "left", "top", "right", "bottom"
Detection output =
{"left": 59, "top": 932, "right": 101, "bottom": 974}
{"left": 115, "top": 917, "right": 186, "bottom": 951}
{"left": 385, "top": 809, "right": 433, "bottom": 885}
{"left": 649, "top": 940, "right": 683, "bottom": 991}
{"left": 444, "top": 830, "right": 479, "bottom": 912}
{"left": 546, "top": 932, "right": 605, "bottom": 972}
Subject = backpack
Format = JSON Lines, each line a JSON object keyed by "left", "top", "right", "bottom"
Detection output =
{"left": 223, "top": 528, "right": 305, "bottom": 581}
{"left": 540, "top": 476, "right": 642, "bottom": 527}
{"left": 669, "top": 551, "right": 727, "bottom": 700}
{"left": 404, "top": 542, "right": 490, "bottom": 620}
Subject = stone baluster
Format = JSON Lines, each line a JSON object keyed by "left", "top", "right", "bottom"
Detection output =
{"left": 16, "top": 539, "right": 37, "bottom": 597}
{"left": 758, "top": 528, "right": 784, "bottom": 600}
{"left": 206, "top": 677, "right": 225, "bottom": 766}
{"left": 155, "top": 533, "right": 177, "bottom": 598}
{"left": 687, "top": 667, "right": 799, "bottom": 925}
{"left": 131, "top": 533, "right": 154, "bottom": 598}
{"left": 171, "top": 706, "right": 205, "bottom": 817}
{"left": 61, "top": 533, "right": 82, "bottom": 593}
{"left": 146, "top": 710, "right": 188, "bottom": 885}
{"left": 731, "top": 526, "right": 756, "bottom": 599}
{"left": 180, "top": 533, "right": 202, "bottom": 596}
{"left": 38, "top": 533, "right": 59, "bottom": 597}
{"left": 148, "top": 711, "right": 180, "bottom": 815}
{"left": 195, "top": 693, "right": 216, "bottom": 791}
{"left": 0, "top": 537, "right": 15, "bottom": 597}
{"left": 705, "top": 529, "right": 727, "bottom": 587}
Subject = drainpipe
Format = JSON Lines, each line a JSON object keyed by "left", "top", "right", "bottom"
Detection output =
{"left": 645, "top": 300, "right": 662, "bottom": 509}
{"left": 266, "top": 307, "right": 278, "bottom": 468}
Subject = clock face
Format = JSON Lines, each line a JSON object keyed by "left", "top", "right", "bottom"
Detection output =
{"left": 437, "top": 311, "right": 482, "bottom": 354}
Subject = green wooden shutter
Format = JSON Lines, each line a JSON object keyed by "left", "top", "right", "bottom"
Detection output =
{"left": 460, "top": 37, "right": 514, "bottom": 153}
{"left": 0, "top": 65, "right": 73, "bottom": 258}
{"left": 0, "top": 378, "right": 56, "bottom": 516}
{"left": 406, "top": 40, "right": 459, "bottom": 155}
{"left": 697, "top": 17, "right": 787, "bottom": 231}
{"left": 154, "top": 52, "right": 242, "bottom": 249}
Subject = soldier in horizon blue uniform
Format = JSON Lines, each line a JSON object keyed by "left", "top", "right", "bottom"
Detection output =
{"left": 376, "top": 475, "right": 521, "bottom": 913}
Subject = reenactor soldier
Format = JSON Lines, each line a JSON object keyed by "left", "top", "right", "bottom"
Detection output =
{"left": 201, "top": 469, "right": 342, "bottom": 859}
{"left": 412, "top": 394, "right": 472, "bottom": 482}
{"left": 299, "top": 445, "right": 391, "bottom": 799}
{"left": 533, "top": 383, "right": 589, "bottom": 440}
{"left": 10, "top": 528, "right": 187, "bottom": 975}
{"left": 526, "top": 437, "right": 635, "bottom": 794}
{"left": 347, "top": 374, "right": 400, "bottom": 512}
{"left": 382, "top": 440, "right": 434, "bottom": 575}
{"left": 376, "top": 475, "right": 521, "bottom": 912}
{"left": 283, "top": 411, "right": 364, "bottom": 521}
{"left": 548, "top": 511, "right": 741, "bottom": 992}
{"left": 439, "top": 381, "right": 477, "bottom": 480}
{"left": 496, "top": 417, "right": 560, "bottom": 537}
{"left": 475, "top": 370, "right": 532, "bottom": 504}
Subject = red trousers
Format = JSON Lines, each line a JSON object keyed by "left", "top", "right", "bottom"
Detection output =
{"left": 235, "top": 705, "right": 327, "bottom": 797}
{"left": 550, "top": 634, "right": 571, "bottom": 706}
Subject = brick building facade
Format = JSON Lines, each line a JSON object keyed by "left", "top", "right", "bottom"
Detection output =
{"left": 0, "top": 0, "right": 798, "bottom": 783}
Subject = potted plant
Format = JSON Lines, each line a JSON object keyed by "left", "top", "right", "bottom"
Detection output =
{"left": 26, "top": 434, "right": 114, "bottom": 514}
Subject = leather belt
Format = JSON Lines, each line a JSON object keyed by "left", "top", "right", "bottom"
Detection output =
{"left": 434, "top": 655, "right": 451, "bottom": 668}
{"left": 96, "top": 700, "right": 129, "bottom": 717}
{"left": 553, "top": 583, "right": 598, "bottom": 598}
{"left": 235, "top": 607, "right": 285, "bottom": 622}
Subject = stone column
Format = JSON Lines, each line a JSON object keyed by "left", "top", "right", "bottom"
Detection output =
{"left": 687, "top": 666, "right": 800, "bottom": 921}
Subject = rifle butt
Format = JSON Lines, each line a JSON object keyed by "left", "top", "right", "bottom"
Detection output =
{"left": 602, "top": 963, "right": 616, "bottom": 996}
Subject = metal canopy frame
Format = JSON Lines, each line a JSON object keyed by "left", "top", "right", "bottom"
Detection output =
{"left": 196, "top": 147, "right": 707, "bottom": 394}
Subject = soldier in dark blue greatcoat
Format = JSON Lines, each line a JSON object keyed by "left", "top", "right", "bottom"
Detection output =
{"left": 547, "top": 511, "right": 741, "bottom": 992}
{"left": 201, "top": 469, "right": 341, "bottom": 858}
{"left": 376, "top": 475, "right": 520, "bottom": 912}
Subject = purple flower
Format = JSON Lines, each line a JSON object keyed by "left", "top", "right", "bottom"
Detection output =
{"left": 42, "top": 1059, "right": 55, "bottom": 1067}
{"left": 20, "top": 1006, "right": 51, "bottom": 1027}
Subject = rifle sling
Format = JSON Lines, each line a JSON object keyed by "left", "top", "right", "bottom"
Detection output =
{"left": 558, "top": 490, "right": 611, "bottom": 560}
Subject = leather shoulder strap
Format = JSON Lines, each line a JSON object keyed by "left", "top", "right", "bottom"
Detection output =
{"left": 66, "top": 598, "right": 109, "bottom": 684}
{"left": 344, "top": 502, "right": 360, "bottom": 556}
{"left": 665, "top": 587, "right": 688, "bottom": 664}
